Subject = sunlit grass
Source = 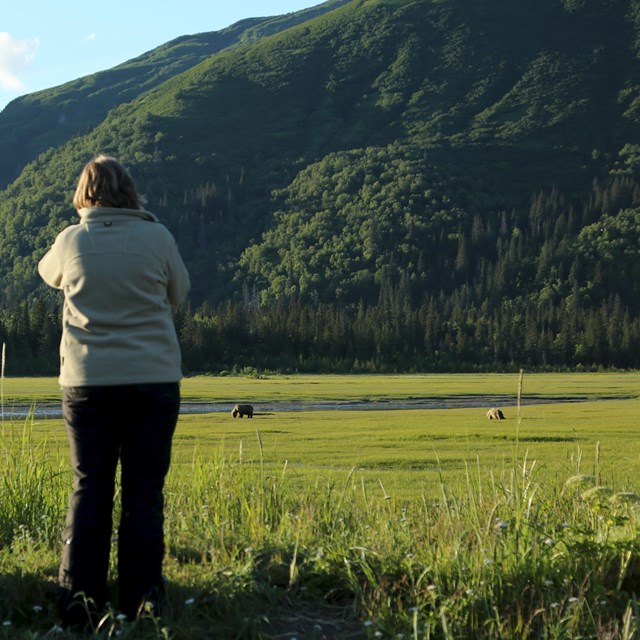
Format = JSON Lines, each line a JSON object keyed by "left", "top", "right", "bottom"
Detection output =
{"left": 169, "top": 398, "right": 640, "bottom": 499}
{"left": 1, "top": 370, "right": 638, "bottom": 404}
{"left": 1, "top": 373, "right": 640, "bottom": 638}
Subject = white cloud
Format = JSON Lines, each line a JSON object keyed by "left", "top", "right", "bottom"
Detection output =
{"left": 0, "top": 32, "right": 39, "bottom": 91}
{"left": 84, "top": 33, "right": 97, "bottom": 41}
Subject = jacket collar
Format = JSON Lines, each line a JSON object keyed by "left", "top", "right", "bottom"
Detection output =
{"left": 78, "top": 207, "right": 159, "bottom": 223}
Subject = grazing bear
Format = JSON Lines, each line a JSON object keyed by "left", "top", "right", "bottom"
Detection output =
{"left": 486, "top": 407, "right": 505, "bottom": 420}
{"left": 232, "top": 403, "right": 254, "bottom": 418}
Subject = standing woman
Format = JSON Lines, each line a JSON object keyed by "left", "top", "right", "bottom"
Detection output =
{"left": 38, "top": 155, "right": 191, "bottom": 628}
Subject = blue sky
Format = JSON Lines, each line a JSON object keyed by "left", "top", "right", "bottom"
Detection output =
{"left": 0, "top": 1, "right": 323, "bottom": 112}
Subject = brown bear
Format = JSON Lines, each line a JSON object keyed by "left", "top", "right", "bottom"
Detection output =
{"left": 231, "top": 404, "right": 254, "bottom": 418}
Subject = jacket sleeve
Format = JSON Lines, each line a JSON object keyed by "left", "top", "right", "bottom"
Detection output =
{"left": 38, "top": 240, "right": 64, "bottom": 289}
{"left": 166, "top": 239, "right": 191, "bottom": 307}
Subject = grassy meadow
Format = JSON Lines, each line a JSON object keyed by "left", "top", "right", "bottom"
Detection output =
{"left": 1, "top": 372, "right": 640, "bottom": 638}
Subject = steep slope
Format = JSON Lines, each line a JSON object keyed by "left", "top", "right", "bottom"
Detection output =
{"left": 0, "top": 0, "right": 350, "bottom": 189}
{"left": 0, "top": 0, "right": 639, "bottom": 311}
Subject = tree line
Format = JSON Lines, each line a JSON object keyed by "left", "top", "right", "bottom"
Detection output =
{"left": 2, "top": 290, "right": 639, "bottom": 377}
{"left": 4, "top": 170, "right": 640, "bottom": 376}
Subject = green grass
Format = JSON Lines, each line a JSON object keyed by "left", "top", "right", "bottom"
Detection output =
{"left": 170, "top": 398, "right": 640, "bottom": 499}
{"left": 1, "top": 372, "right": 640, "bottom": 638}
{"left": 3, "top": 371, "right": 638, "bottom": 404}
{"left": 176, "top": 371, "right": 639, "bottom": 403}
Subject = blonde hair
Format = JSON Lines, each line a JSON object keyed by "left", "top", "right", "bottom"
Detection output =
{"left": 73, "top": 154, "right": 143, "bottom": 210}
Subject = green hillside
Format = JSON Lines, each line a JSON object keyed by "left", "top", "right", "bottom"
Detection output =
{"left": 1, "top": 0, "right": 640, "bottom": 373}
{"left": 0, "top": 0, "right": 350, "bottom": 190}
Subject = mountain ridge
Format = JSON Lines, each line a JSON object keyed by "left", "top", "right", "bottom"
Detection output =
{"left": 1, "top": 0, "right": 640, "bottom": 373}
{"left": 0, "top": 0, "right": 351, "bottom": 190}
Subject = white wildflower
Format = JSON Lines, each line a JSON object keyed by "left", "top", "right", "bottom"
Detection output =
{"left": 32, "top": 605, "right": 43, "bottom": 613}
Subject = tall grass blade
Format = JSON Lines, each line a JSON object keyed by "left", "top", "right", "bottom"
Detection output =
{"left": 1, "top": 342, "right": 5, "bottom": 429}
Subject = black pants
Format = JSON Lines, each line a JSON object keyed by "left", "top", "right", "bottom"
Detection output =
{"left": 58, "top": 383, "right": 180, "bottom": 625}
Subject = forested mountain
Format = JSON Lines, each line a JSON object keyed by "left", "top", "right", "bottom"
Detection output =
{"left": 1, "top": 0, "right": 640, "bottom": 374}
{"left": 0, "top": 0, "right": 350, "bottom": 190}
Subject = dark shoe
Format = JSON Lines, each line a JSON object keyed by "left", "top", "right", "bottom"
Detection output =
{"left": 138, "top": 583, "right": 166, "bottom": 618}
{"left": 119, "top": 583, "right": 166, "bottom": 620}
{"left": 58, "top": 590, "right": 102, "bottom": 632}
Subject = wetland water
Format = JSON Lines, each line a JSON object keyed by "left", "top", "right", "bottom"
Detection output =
{"left": 1, "top": 395, "right": 622, "bottom": 419}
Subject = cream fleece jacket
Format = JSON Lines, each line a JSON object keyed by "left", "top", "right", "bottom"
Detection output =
{"left": 38, "top": 206, "right": 191, "bottom": 386}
